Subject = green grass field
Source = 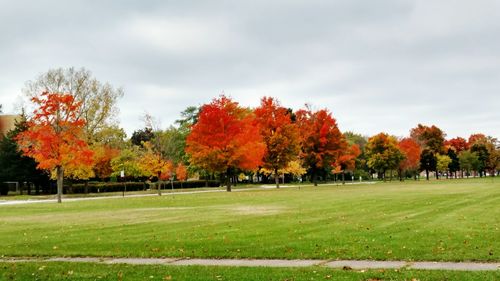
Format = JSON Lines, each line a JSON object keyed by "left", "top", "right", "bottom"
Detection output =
{"left": 0, "top": 178, "right": 499, "bottom": 280}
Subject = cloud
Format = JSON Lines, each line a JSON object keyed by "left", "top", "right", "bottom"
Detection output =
{"left": 0, "top": 0, "right": 499, "bottom": 139}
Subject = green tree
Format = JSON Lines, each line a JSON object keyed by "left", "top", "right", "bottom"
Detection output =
{"left": 131, "top": 127, "right": 154, "bottom": 147}
{"left": 0, "top": 116, "right": 49, "bottom": 195}
{"left": 458, "top": 151, "right": 479, "bottom": 178}
{"left": 420, "top": 149, "right": 437, "bottom": 180}
{"left": 447, "top": 148, "right": 460, "bottom": 178}
{"left": 470, "top": 143, "right": 489, "bottom": 177}
{"left": 155, "top": 126, "right": 188, "bottom": 165}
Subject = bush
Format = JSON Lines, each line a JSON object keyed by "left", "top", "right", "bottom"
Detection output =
{"left": 64, "top": 180, "right": 220, "bottom": 194}
{"left": 0, "top": 182, "right": 8, "bottom": 196}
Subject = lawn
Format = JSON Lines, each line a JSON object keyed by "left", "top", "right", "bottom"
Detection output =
{"left": 0, "top": 178, "right": 498, "bottom": 262}
{"left": 1, "top": 262, "right": 499, "bottom": 281}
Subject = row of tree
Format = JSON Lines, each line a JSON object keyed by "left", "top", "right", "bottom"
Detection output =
{"left": 1, "top": 67, "right": 499, "bottom": 202}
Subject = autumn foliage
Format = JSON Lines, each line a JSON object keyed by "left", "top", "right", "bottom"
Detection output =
{"left": 186, "top": 96, "right": 265, "bottom": 191}
{"left": 16, "top": 92, "right": 93, "bottom": 202}
{"left": 296, "top": 107, "right": 346, "bottom": 185}
{"left": 255, "top": 97, "right": 300, "bottom": 188}
{"left": 334, "top": 144, "right": 361, "bottom": 183}
{"left": 398, "top": 138, "right": 421, "bottom": 179}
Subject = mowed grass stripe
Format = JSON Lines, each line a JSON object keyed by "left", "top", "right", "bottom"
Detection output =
{"left": 0, "top": 179, "right": 498, "bottom": 261}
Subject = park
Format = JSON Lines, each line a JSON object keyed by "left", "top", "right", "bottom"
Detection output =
{"left": 1, "top": 178, "right": 499, "bottom": 280}
{"left": 1, "top": 1, "right": 500, "bottom": 280}
{"left": 0, "top": 70, "right": 498, "bottom": 281}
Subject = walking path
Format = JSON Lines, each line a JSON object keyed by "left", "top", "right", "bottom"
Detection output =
{"left": 0, "top": 182, "right": 376, "bottom": 206}
{"left": 0, "top": 257, "right": 498, "bottom": 271}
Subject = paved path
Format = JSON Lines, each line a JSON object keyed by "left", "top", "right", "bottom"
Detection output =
{"left": 0, "top": 182, "right": 376, "bottom": 206}
{"left": 1, "top": 257, "right": 498, "bottom": 271}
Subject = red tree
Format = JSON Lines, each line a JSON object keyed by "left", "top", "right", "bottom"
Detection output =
{"left": 334, "top": 144, "right": 361, "bottom": 184}
{"left": 255, "top": 97, "right": 300, "bottom": 188}
{"left": 296, "top": 107, "right": 346, "bottom": 186}
{"left": 16, "top": 92, "right": 93, "bottom": 203}
{"left": 186, "top": 96, "right": 265, "bottom": 191}
{"left": 398, "top": 138, "right": 421, "bottom": 180}
{"left": 446, "top": 137, "right": 469, "bottom": 153}
{"left": 468, "top": 134, "right": 487, "bottom": 146}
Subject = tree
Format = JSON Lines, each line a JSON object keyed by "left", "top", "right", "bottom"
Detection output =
{"left": 138, "top": 141, "right": 171, "bottom": 195}
{"left": 420, "top": 149, "right": 437, "bottom": 180}
{"left": 468, "top": 134, "right": 487, "bottom": 146}
{"left": 16, "top": 92, "right": 94, "bottom": 203}
{"left": 175, "top": 163, "right": 188, "bottom": 188}
{"left": 281, "top": 160, "right": 307, "bottom": 181}
{"left": 92, "top": 145, "right": 120, "bottom": 180}
{"left": 436, "top": 154, "right": 452, "bottom": 179}
{"left": 0, "top": 115, "right": 50, "bottom": 195}
{"left": 410, "top": 124, "right": 446, "bottom": 153}
{"left": 156, "top": 126, "right": 188, "bottom": 165}
{"left": 446, "top": 137, "right": 469, "bottom": 153}
{"left": 24, "top": 67, "right": 123, "bottom": 144}
{"left": 459, "top": 151, "right": 479, "bottom": 178}
{"left": 334, "top": 144, "right": 361, "bottom": 184}
{"left": 131, "top": 127, "right": 154, "bottom": 147}
{"left": 447, "top": 148, "right": 460, "bottom": 178}
{"left": 111, "top": 147, "right": 144, "bottom": 179}
{"left": 470, "top": 142, "right": 489, "bottom": 177}
{"left": 93, "top": 125, "right": 127, "bottom": 149}
{"left": 398, "top": 138, "right": 421, "bottom": 180}
{"left": 176, "top": 106, "right": 200, "bottom": 131}
{"left": 255, "top": 97, "right": 300, "bottom": 188}
{"left": 296, "top": 106, "right": 346, "bottom": 186}
{"left": 365, "top": 133, "right": 404, "bottom": 181}
{"left": 186, "top": 96, "right": 266, "bottom": 191}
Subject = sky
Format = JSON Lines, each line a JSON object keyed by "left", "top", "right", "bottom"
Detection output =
{"left": 1, "top": 0, "right": 499, "bottom": 139}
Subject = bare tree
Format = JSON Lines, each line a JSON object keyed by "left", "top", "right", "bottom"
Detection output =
{"left": 24, "top": 67, "right": 124, "bottom": 144}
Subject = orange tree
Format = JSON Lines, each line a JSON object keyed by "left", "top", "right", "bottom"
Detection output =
{"left": 16, "top": 92, "right": 93, "bottom": 203}
{"left": 296, "top": 107, "right": 346, "bottom": 186}
{"left": 186, "top": 96, "right": 265, "bottom": 191}
{"left": 175, "top": 163, "right": 188, "bottom": 188}
{"left": 410, "top": 124, "right": 446, "bottom": 179}
{"left": 254, "top": 97, "right": 300, "bottom": 188}
{"left": 334, "top": 144, "right": 361, "bottom": 184}
{"left": 398, "top": 138, "right": 421, "bottom": 180}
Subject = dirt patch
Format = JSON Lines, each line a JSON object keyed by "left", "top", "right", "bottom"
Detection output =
{"left": 227, "top": 205, "right": 287, "bottom": 215}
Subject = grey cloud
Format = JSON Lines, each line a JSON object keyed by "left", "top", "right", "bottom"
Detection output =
{"left": 0, "top": 0, "right": 499, "bottom": 138}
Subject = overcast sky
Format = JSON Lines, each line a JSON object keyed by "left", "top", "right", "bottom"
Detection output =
{"left": 1, "top": 0, "right": 499, "bottom": 139}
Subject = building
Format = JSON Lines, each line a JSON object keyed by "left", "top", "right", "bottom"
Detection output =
{"left": 0, "top": 115, "right": 21, "bottom": 136}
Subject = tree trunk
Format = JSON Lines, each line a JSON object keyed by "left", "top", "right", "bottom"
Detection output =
{"left": 342, "top": 171, "right": 345, "bottom": 185}
{"left": 157, "top": 172, "right": 162, "bottom": 196}
{"left": 312, "top": 169, "right": 318, "bottom": 186}
{"left": 425, "top": 169, "right": 429, "bottom": 180}
{"left": 226, "top": 168, "right": 232, "bottom": 192}
{"left": 56, "top": 166, "right": 64, "bottom": 203}
{"left": 84, "top": 181, "right": 89, "bottom": 194}
{"left": 275, "top": 169, "right": 280, "bottom": 188}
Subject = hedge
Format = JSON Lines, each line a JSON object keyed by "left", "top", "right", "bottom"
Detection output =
{"left": 0, "top": 183, "right": 8, "bottom": 196}
{"left": 64, "top": 180, "right": 220, "bottom": 194}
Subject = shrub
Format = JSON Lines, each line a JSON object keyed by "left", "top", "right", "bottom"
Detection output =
{"left": 0, "top": 182, "right": 8, "bottom": 196}
{"left": 64, "top": 180, "right": 220, "bottom": 194}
